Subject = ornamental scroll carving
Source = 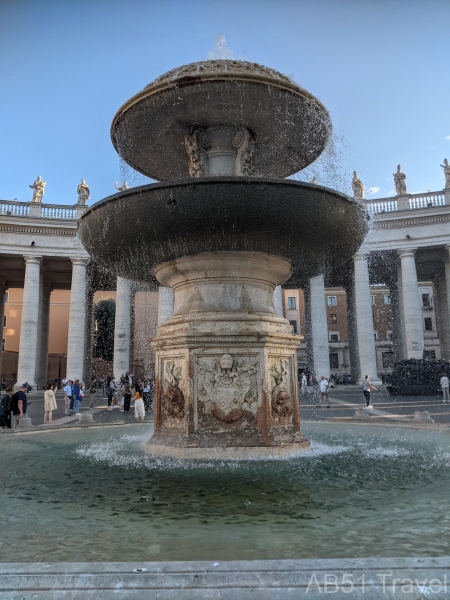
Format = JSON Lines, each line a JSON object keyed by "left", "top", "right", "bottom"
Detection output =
{"left": 271, "top": 359, "right": 293, "bottom": 424}
{"left": 185, "top": 129, "right": 206, "bottom": 178}
{"left": 162, "top": 360, "right": 185, "bottom": 425}
{"left": 233, "top": 128, "right": 256, "bottom": 176}
{"left": 198, "top": 354, "right": 258, "bottom": 428}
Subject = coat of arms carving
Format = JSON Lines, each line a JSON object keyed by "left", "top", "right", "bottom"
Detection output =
{"left": 198, "top": 354, "right": 258, "bottom": 428}
{"left": 271, "top": 359, "right": 293, "bottom": 424}
{"left": 162, "top": 360, "right": 185, "bottom": 425}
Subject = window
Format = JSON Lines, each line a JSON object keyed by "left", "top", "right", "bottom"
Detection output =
{"left": 2, "top": 315, "right": 5, "bottom": 328}
{"left": 327, "top": 296, "right": 337, "bottom": 306}
{"left": 371, "top": 295, "right": 375, "bottom": 305}
{"left": 1, "top": 338, "right": 5, "bottom": 351}
{"left": 289, "top": 320, "right": 298, "bottom": 334}
{"left": 4, "top": 292, "right": 8, "bottom": 303}
{"left": 423, "top": 350, "right": 436, "bottom": 360}
{"left": 329, "top": 353, "right": 339, "bottom": 369}
{"left": 384, "top": 294, "right": 391, "bottom": 304}
{"left": 387, "top": 330, "right": 393, "bottom": 341}
{"left": 329, "top": 313, "right": 337, "bottom": 324}
{"left": 329, "top": 331, "right": 340, "bottom": 342}
{"left": 382, "top": 352, "right": 395, "bottom": 369}
{"left": 287, "top": 297, "right": 296, "bottom": 310}
{"left": 422, "top": 293, "right": 431, "bottom": 307}
{"left": 424, "top": 318, "right": 433, "bottom": 331}
{"left": 374, "top": 331, "right": 379, "bottom": 340}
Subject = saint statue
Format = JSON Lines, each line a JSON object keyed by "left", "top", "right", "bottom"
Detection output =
{"left": 310, "top": 176, "right": 318, "bottom": 184}
{"left": 29, "top": 175, "right": 46, "bottom": 203}
{"left": 351, "top": 171, "right": 365, "bottom": 200}
{"left": 77, "top": 179, "right": 90, "bottom": 204}
{"left": 115, "top": 181, "right": 129, "bottom": 192}
{"left": 440, "top": 158, "right": 450, "bottom": 189}
{"left": 393, "top": 165, "right": 407, "bottom": 196}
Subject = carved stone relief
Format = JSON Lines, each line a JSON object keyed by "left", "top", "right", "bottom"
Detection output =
{"left": 161, "top": 360, "right": 185, "bottom": 427}
{"left": 270, "top": 359, "right": 294, "bottom": 425}
{"left": 197, "top": 353, "right": 258, "bottom": 430}
{"left": 234, "top": 128, "right": 256, "bottom": 176}
{"left": 185, "top": 129, "right": 206, "bottom": 178}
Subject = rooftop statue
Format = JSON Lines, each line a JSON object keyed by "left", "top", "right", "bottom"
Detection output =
{"left": 29, "top": 176, "right": 46, "bottom": 203}
{"left": 77, "top": 179, "right": 90, "bottom": 205}
{"left": 441, "top": 158, "right": 450, "bottom": 189}
{"left": 115, "top": 181, "right": 129, "bottom": 191}
{"left": 393, "top": 164, "right": 407, "bottom": 196}
{"left": 351, "top": 171, "right": 365, "bottom": 200}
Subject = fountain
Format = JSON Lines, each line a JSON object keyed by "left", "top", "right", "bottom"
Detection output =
{"left": 79, "top": 60, "right": 367, "bottom": 458}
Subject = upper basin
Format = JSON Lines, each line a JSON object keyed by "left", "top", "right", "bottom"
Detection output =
{"left": 78, "top": 177, "right": 367, "bottom": 287}
{"left": 111, "top": 60, "right": 331, "bottom": 180}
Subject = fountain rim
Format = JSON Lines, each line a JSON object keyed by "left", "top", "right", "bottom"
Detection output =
{"left": 81, "top": 176, "right": 361, "bottom": 220}
{"left": 110, "top": 59, "right": 331, "bottom": 160}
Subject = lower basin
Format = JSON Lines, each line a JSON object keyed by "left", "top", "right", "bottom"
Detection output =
{"left": 2, "top": 422, "right": 449, "bottom": 562}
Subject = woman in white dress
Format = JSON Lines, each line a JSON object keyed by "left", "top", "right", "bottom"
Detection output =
{"left": 44, "top": 384, "right": 57, "bottom": 424}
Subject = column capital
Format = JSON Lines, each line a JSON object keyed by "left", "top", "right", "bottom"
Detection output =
{"left": 397, "top": 248, "right": 418, "bottom": 258}
{"left": 23, "top": 255, "right": 43, "bottom": 265}
{"left": 70, "top": 257, "right": 89, "bottom": 267}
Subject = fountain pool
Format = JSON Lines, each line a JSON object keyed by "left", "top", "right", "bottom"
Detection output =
{"left": 2, "top": 422, "right": 450, "bottom": 563}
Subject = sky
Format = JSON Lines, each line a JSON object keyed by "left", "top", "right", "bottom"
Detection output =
{"left": 0, "top": 0, "right": 449, "bottom": 205}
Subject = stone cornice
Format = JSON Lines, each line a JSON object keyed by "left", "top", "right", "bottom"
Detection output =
{"left": 374, "top": 214, "right": 450, "bottom": 229}
{"left": 0, "top": 224, "right": 77, "bottom": 236}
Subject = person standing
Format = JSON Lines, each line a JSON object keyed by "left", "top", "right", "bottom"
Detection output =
{"left": 143, "top": 381, "right": 150, "bottom": 411}
{"left": 134, "top": 388, "right": 145, "bottom": 421}
{"left": 11, "top": 383, "right": 28, "bottom": 429}
{"left": 301, "top": 373, "right": 309, "bottom": 396}
{"left": 106, "top": 376, "right": 116, "bottom": 411}
{"left": 362, "top": 375, "right": 376, "bottom": 408}
{"left": 63, "top": 380, "right": 72, "bottom": 416}
{"left": 318, "top": 376, "right": 330, "bottom": 408}
{"left": 441, "top": 372, "right": 450, "bottom": 403}
{"left": 0, "top": 386, "right": 13, "bottom": 429}
{"left": 72, "top": 379, "right": 81, "bottom": 416}
{"left": 123, "top": 381, "right": 132, "bottom": 413}
{"left": 43, "top": 384, "right": 57, "bottom": 424}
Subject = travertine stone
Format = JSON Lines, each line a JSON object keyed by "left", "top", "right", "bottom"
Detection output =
{"left": 157, "top": 286, "right": 174, "bottom": 325}
{"left": 113, "top": 276, "right": 131, "bottom": 380}
{"left": 66, "top": 258, "right": 88, "bottom": 382}
{"left": 353, "top": 254, "right": 381, "bottom": 385}
{"left": 398, "top": 248, "right": 424, "bottom": 359}
{"left": 273, "top": 286, "right": 283, "bottom": 317}
{"left": 148, "top": 252, "right": 309, "bottom": 457}
{"left": 36, "top": 283, "right": 51, "bottom": 384}
{"left": 306, "top": 275, "right": 330, "bottom": 379}
{"left": 16, "top": 256, "right": 42, "bottom": 387}
{"left": 0, "top": 278, "right": 8, "bottom": 378}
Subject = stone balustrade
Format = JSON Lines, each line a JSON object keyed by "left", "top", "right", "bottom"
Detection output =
{"left": 366, "top": 190, "right": 447, "bottom": 215}
{"left": 0, "top": 199, "right": 84, "bottom": 220}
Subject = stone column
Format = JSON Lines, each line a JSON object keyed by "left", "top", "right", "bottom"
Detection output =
{"left": 443, "top": 245, "right": 450, "bottom": 359}
{"left": 306, "top": 275, "right": 330, "bottom": 379}
{"left": 157, "top": 286, "right": 174, "bottom": 326}
{"left": 353, "top": 254, "right": 381, "bottom": 385}
{"left": 273, "top": 286, "right": 283, "bottom": 317}
{"left": 0, "top": 278, "right": 8, "bottom": 378}
{"left": 16, "top": 256, "right": 42, "bottom": 386}
{"left": 66, "top": 258, "right": 88, "bottom": 382}
{"left": 344, "top": 280, "right": 360, "bottom": 383}
{"left": 389, "top": 279, "right": 404, "bottom": 362}
{"left": 398, "top": 249, "right": 424, "bottom": 359}
{"left": 83, "top": 287, "right": 95, "bottom": 390}
{"left": 36, "top": 283, "right": 52, "bottom": 386}
{"left": 113, "top": 276, "right": 131, "bottom": 380}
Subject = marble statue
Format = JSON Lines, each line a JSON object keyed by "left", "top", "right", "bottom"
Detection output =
{"left": 351, "top": 171, "right": 365, "bottom": 200}
{"left": 115, "top": 181, "right": 129, "bottom": 191}
{"left": 311, "top": 176, "right": 318, "bottom": 184}
{"left": 77, "top": 179, "right": 90, "bottom": 204}
{"left": 440, "top": 158, "right": 450, "bottom": 189}
{"left": 29, "top": 176, "right": 46, "bottom": 203}
{"left": 393, "top": 165, "right": 407, "bottom": 195}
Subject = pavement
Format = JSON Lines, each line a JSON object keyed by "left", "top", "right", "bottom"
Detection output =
{"left": 5, "top": 384, "right": 450, "bottom": 432}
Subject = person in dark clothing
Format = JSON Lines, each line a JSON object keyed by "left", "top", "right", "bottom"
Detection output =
{"left": 0, "top": 386, "right": 13, "bottom": 429}
{"left": 123, "top": 382, "right": 132, "bottom": 412}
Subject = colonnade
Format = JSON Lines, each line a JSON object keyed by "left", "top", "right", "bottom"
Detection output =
{"left": 3, "top": 245, "right": 450, "bottom": 387}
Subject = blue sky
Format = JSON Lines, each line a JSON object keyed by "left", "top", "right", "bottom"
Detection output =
{"left": 1, "top": 0, "right": 449, "bottom": 205}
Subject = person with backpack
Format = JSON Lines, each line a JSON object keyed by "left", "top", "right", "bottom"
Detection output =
{"left": 0, "top": 386, "right": 14, "bottom": 429}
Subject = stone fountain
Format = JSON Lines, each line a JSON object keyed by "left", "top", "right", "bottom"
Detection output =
{"left": 79, "top": 60, "right": 367, "bottom": 458}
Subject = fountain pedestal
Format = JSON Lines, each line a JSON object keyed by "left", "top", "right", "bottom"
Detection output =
{"left": 146, "top": 252, "right": 310, "bottom": 458}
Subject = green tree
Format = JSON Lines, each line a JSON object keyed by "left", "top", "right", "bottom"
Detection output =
{"left": 93, "top": 299, "right": 116, "bottom": 361}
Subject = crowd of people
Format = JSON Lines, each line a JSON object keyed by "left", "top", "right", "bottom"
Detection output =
{"left": 103, "top": 372, "right": 154, "bottom": 420}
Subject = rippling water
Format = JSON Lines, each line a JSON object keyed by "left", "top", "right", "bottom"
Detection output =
{"left": 1, "top": 422, "right": 449, "bottom": 562}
